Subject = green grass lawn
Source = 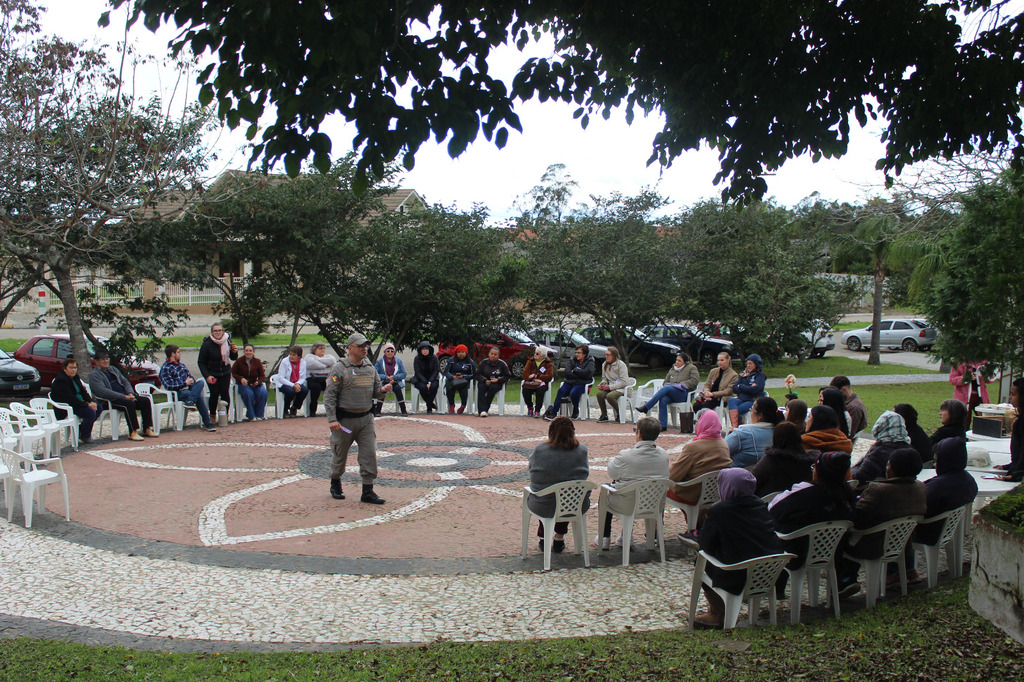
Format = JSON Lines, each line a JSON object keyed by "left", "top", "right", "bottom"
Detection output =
{"left": 1, "top": 579, "right": 1020, "bottom": 679}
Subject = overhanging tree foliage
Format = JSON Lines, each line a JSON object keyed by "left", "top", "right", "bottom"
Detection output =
{"left": 110, "top": 1, "right": 1024, "bottom": 200}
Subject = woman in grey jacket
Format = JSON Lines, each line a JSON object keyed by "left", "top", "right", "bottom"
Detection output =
{"left": 595, "top": 346, "right": 630, "bottom": 422}
{"left": 637, "top": 352, "right": 701, "bottom": 430}
{"left": 528, "top": 416, "right": 590, "bottom": 552}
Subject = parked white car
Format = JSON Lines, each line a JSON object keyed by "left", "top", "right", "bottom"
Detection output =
{"left": 801, "top": 324, "right": 836, "bottom": 358}
{"left": 841, "top": 318, "right": 937, "bottom": 352}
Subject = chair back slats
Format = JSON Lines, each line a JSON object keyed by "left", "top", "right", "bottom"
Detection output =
{"left": 880, "top": 517, "right": 921, "bottom": 562}
{"left": 552, "top": 480, "right": 594, "bottom": 520}
{"left": 742, "top": 554, "right": 794, "bottom": 598}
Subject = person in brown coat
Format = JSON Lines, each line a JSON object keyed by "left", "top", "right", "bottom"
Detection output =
{"left": 801, "top": 405, "right": 853, "bottom": 454}
{"left": 692, "top": 352, "right": 739, "bottom": 412}
{"left": 837, "top": 448, "right": 927, "bottom": 597}
{"left": 668, "top": 409, "right": 731, "bottom": 505}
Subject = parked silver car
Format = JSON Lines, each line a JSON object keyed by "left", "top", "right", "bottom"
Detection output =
{"left": 841, "top": 318, "right": 937, "bottom": 352}
{"left": 528, "top": 328, "right": 608, "bottom": 366}
{"left": 801, "top": 323, "right": 836, "bottom": 358}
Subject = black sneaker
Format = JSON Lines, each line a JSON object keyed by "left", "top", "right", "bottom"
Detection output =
{"left": 596, "top": 415, "right": 609, "bottom": 422}
{"left": 203, "top": 422, "right": 217, "bottom": 432}
{"left": 330, "top": 479, "right": 345, "bottom": 500}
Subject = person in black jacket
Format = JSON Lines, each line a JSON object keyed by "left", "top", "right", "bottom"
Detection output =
{"left": 751, "top": 422, "right": 816, "bottom": 496}
{"left": 197, "top": 322, "right": 238, "bottom": 422}
{"left": 474, "top": 347, "right": 510, "bottom": 417}
{"left": 694, "top": 468, "right": 784, "bottom": 629}
{"left": 412, "top": 341, "right": 440, "bottom": 414}
{"left": 443, "top": 345, "right": 476, "bottom": 414}
{"left": 49, "top": 357, "right": 98, "bottom": 443}
{"left": 542, "top": 345, "right": 595, "bottom": 421}
{"left": 930, "top": 399, "right": 968, "bottom": 446}
{"left": 894, "top": 403, "right": 933, "bottom": 466}
{"left": 997, "top": 378, "right": 1024, "bottom": 482}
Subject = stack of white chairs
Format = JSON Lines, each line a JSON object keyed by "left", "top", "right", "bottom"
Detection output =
{"left": 0, "top": 446, "right": 70, "bottom": 528}
{"left": 0, "top": 406, "right": 53, "bottom": 458}
{"left": 30, "top": 397, "right": 80, "bottom": 451}
{"left": 9, "top": 402, "right": 63, "bottom": 457}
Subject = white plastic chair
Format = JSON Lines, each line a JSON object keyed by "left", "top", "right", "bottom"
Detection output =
{"left": 83, "top": 384, "right": 121, "bottom": 440}
{"left": 667, "top": 469, "right": 723, "bottom": 533}
{"left": 843, "top": 515, "right": 922, "bottom": 607}
{"left": 556, "top": 381, "right": 593, "bottom": 420}
{"left": 134, "top": 382, "right": 180, "bottom": 434}
{"left": 776, "top": 520, "right": 853, "bottom": 624}
{"left": 615, "top": 377, "right": 638, "bottom": 424}
{"left": 517, "top": 380, "right": 553, "bottom": 416}
{"left": 477, "top": 382, "right": 506, "bottom": 416}
{"left": 270, "top": 375, "right": 311, "bottom": 418}
{"left": 667, "top": 392, "right": 696, "bottom": 429}
{"left": 0, "top": 406, "right": 52, "bottom": 458}
{"left": 911, "top": 505, "right": 969, "bottom": 587}
{"left": 596, "top": 478, "right": 672, "bottom": 566}
{"left": 0, "top": 450, "right": 14, "bottom": 513}
{"left": 520, "top": 479, "right": 597, "bottom": 571}
{"left": 0, "top": 447, "right": 70, "bottom": 528}
{"left": 30, "top": 397, "right": 81, "bottom": 451}
{"left": 10, "top": 402, "right": 63, "bottom": 456}
{"left": 414, "top": 380, "right": 452, "bottom": 414}
{"left": 688, "top": 550, "right": 796, "bottom": 629}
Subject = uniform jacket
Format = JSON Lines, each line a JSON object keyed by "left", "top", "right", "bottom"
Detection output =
{"left": 324, "top": 356, "right": 386, "bottom": 420}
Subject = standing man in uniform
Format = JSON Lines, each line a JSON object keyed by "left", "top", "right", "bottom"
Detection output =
{"left": 324, "top": 332, "right": 393, "bottom": 504}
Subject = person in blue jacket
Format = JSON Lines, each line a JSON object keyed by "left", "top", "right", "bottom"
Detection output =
{"left": 543, "top": 345, "right": 596, "bottom": 421}
{"left": 728, "top": 353, "right": 766, "bottom": 430}
{"left": 374, "top": 342, "right": 408, "bottom": 416}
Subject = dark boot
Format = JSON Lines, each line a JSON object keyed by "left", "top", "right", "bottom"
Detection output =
{"left": 373, "top": 401, "right": 383, "bottom": 417}
{"left": 399, "top": 401, "right": 407, "bottom": 415}
{"left": 361, "top": 484, "right": 385, "bottom": 505}
{"left": 330, "top": 478, "right": 345, "bottom": 500}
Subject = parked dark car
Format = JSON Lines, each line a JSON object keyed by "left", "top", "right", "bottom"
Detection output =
{"left": 578, "top": 327, "right": 680, "bottom": 369}
{"left": 641, "top": 324, "right": 738, "bottom": 365}
{"left": 0, "top": 348, "right": 42, "bottom": 397}
{"left": 436, "top": 329, "right": 554, "bottom": 379}
{"left": 14, "top": 334, "right": 161, "bottom": 388}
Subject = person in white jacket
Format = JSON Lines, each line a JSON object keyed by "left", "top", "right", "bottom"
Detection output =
{"left": 596, "top": 416, "right": 670, "bottom": 549}
{"left": 276, "top": 346, "right": 309, "bottom": 418}
{"left": 595, "top": 347, "right": 630, "bottom": 422}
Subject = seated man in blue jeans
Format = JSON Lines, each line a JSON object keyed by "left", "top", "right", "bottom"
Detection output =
{"left": 159, "top": 344, "right": 217, "bottom": 432}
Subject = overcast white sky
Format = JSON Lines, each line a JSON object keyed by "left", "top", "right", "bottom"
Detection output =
{"left": 47, "top": 0, "right": 895, "bottom": 218}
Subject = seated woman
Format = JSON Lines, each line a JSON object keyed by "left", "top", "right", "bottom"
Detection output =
{"left": 275, "top": 346, "right": 308, "bottom": 418}
{"left": 693, "top": 468, "right": 784, "bottom": 629}
{"left": 801, "top": 405, "right": 853, "bottom": 454}
{"left": 692, "top": 352, "right": 738, "bottom": 413}
{"left": 769, "top": 450, "right": 855, "bottom": 592}
{"left": 542, "top": 345, "right": 595, "bottom": 421}
{"left": 930, "top": 399, "right": 968, "bottom": 447}
{"left": 784, "top": 399, "right": 808, "bottom": 435}
{"left": 725, "top": 395, "right": 782, "bottom": 467}
{"left": 49, "top": 357, "right": 98, "bottom": 444}
{"left": 751, "top": 421, "right": 816, "bottom": 496}
{"left": 851, "top": 410, "right": 912, "bottom": 485}
{"left": 637, "top": 352, "right": 701, "bottom": 431}
{"left": 412, "top": 341, "right": 440, "bottom": 414}
{"left": 231, "top": 344, "right": 268, "bottom": 421}
{"left": 727, "top": 354, "right": 766, "bottom": 429}
{"left": 527, "top": 416, "right": 591, "bottom": 553}
{"left": 305, "top": 342, "right": 338, "bottom": 417}
{"left": 443, "top": 345, "right": 476, "bottom": 414}
{"left": 475, "top": 347, "right": 510, "bottom": 417}
{"left": 520, "top": 347, "right": 553, "bottom": 418}
{"left": 819, "top": 386, "right": 852, "bottom": 438}
{"left": 894, "top": 403, "right": 933, "bottom": 466}
{"left": 595, "top": 346, "right": 630, "bottom": 422}
{"left": 667, "top": 409, "right": 731, "bottom": 506}
{"left": 373, "top": 343, "right": 407, "bottom": 416}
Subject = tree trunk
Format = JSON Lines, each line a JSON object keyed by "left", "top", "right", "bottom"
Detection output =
{"left": 868, "top": 254, "right": 885, "bottom": 366}
{"left": 52, "top": 265, "right": 93, "bottom": 380}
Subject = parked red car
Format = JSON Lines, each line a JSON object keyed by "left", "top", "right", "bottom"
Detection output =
{"left": 437, "top": 329, "right": 554, "bottom": 379}
{"left": 14, "top": 334, "right": 161, "bottom": 388}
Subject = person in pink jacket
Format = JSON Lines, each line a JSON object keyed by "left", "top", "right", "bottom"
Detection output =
{"left": 949, "top": 361, "right": 993, "bottom": 429}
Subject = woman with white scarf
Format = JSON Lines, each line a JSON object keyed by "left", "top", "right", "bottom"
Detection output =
{"left": 197, "top": 322, "right": 238, "bottom": 423}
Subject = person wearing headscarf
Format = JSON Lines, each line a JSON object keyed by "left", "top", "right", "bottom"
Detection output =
{"left": 667, "top": 409, "right": 732, "bottom": 506}
{"left": 836, "top": 448, "right": 927, "bottom": 597}
{"left": 769, "top": 450, "right": 856, "bottom": 593}
{"left": 801, "top": 405, "right": 853, "bottom": 454}
{"left": 373, "top": 342, "right": 407, "bottom": 416}
{"left": 893, "top": 403, "right": 933, "bottom": 466}
{"left": 725, "top": 395, "right": 783, "bottom": 467}
{"left": 930, "top": 399, "right": 968, "bottom": 447}
{"left": 752, "top": 421, "right": 817, "bottom": 496}
{"left": 727, "top": 354, "right": 766, "bottom": 430}
{"left": 693, "top": 468, "right": 784, "bottom": 629}
{"left": 851, "top": 411, "right": 912, "bottom": 485}
{"left": 412, "top": 341, "right": 440, "bottom": 414}
{"left": 443, "top": 344, "right": 476, "bottom": 414}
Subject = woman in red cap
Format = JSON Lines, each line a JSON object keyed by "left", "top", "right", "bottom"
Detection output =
{"left": 443, "top": 344, "right": 476, "bottom": 414}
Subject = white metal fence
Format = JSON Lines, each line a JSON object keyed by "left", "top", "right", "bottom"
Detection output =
{"left": 15, "top": 279, "right": 226, "bottom": 313}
